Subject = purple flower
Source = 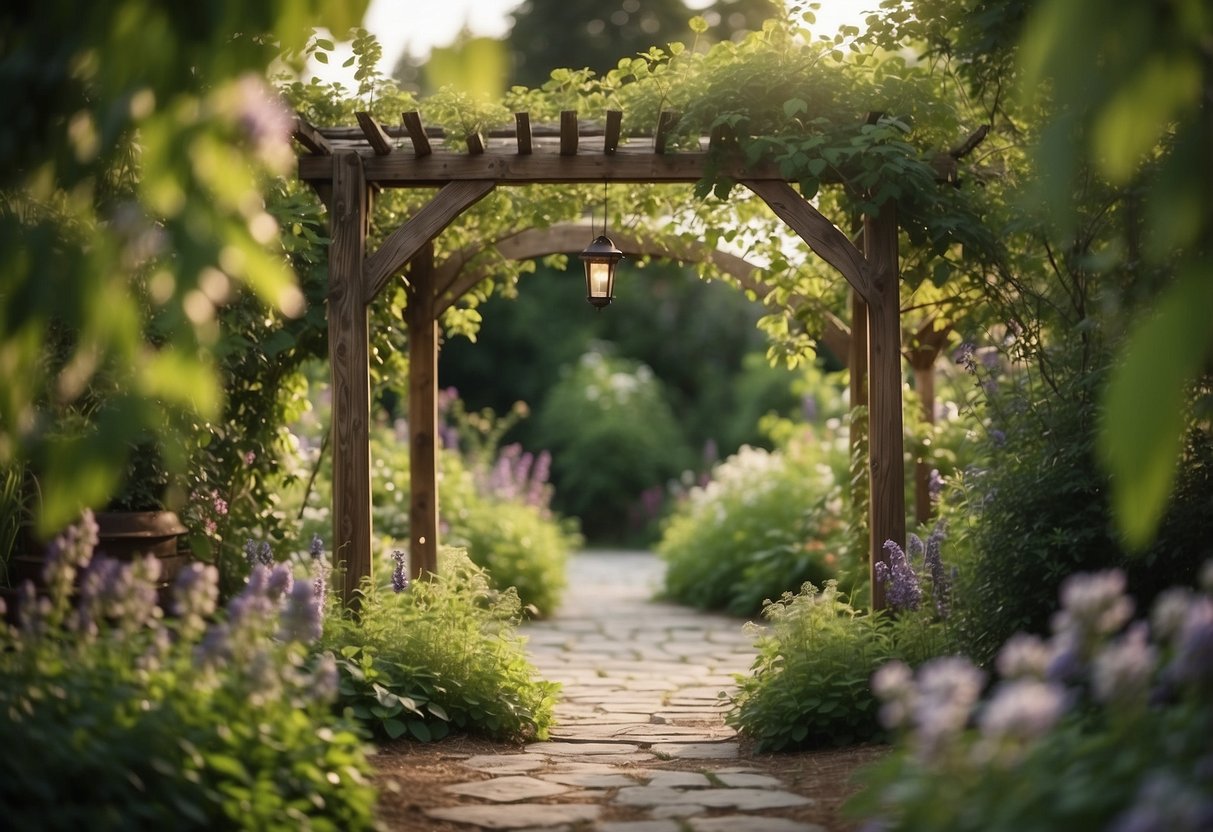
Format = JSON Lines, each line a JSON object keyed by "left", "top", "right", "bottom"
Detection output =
{"left": 243, "top": 450, "right": 256, "bottom": 465}
{"left": 989, "top": 428, "right": 1006, "bottom": 446}
{"left": 1109, "top": 774, "right": 1213, "bottom": 832}
{"left": 1170, "top": 596, "right": 1213, "bottom": 689}
{"left": 391, "top": 550, "right": 409, "bottom": 593}
{"left": 265, "top": 562, "right": 294, "bottom": 601}
{"left": 978, "top": 679, "right": 1067, "bottom": 743}
{"left": 876, "top": 540, "right": 922, "bottom": 612}
{"left": 212, "top": 494, "right": 229, "bottom": 516}
{"left": 173, "top": 562, "right": 220, "bottom": 636}
{"left": 871, "top": 660, "right": 914, "bottom": 731}
{"left": 928, "top": 468, "right": 945, "bottom": 501}
{"left": 311, "top": 652, "right": 339, "bottom": 703}
{"left": 923, "top": 524, "right": 951, "bottom": 618}
{"left": 279, "top": 579, "right": 324, "bottom": 643}
{"left": 911, "top": 657, "right": 985, "bottom": 759}
{"left": 309, "top": 533, "right": 325, "bottom": 561}
{"left": 954, "top": 342, "right": 977, "bottom": 373}
{"left": 996, "top": 633, "right": 1051, "bottom": 680}
{"left": 244, "top": 539, "right": 274, "bottom": 568}
{"left": 1152, "top": 588, "right": 1196, "bottom": 643}
{"left": 1052, "top": 569, "right": 1133, "bottom": 649}
{"left": 1092, "top": 622, "right": 1157, "bottom": 706}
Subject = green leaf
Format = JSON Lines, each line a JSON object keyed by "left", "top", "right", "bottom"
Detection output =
{"left": 1098, "top": 264, "right": 1213, "bottom": 549}
{"left": 427, "top": 702, "right": 449, "bottom": 721}
{"left": 314, "top": 38, "right": 336, "bottom": 51}
{"left": 783, "top": 98, "right": 808, "bottom": 118}
{"left": 407, "top": 720, "right": 432, "bottom": 742}
{"left": 1093, "top": 56, "right": 1201, "bottom": 184}
{"left": 383, "top": 718, "right": 408, "bottom": 739}
{"left": 204, "top": 753, "right": 250, "bottom": 782}
{"left": 314, "top": 51, "right": 329, "bottom": 64}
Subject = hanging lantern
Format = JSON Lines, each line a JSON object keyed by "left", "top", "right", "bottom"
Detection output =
{"left": 579, "top": 234, "right": 623, "bottom": 309}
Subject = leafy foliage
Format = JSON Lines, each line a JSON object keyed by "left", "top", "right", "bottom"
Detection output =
{"left": 322, "top": 549, "right": 559, "bottom": 743}
{"left": 943, "top": 355, "right": 1213, "bottom": 668}
{"left": 0, "top": 512, "right": 375, "bottom": 830}
{"left": 0, "top": 0, "right": 366, "bottom": 533}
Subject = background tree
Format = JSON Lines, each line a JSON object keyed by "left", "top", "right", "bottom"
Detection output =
{"left": 507, "top": 0, "right": 693, "bottom": 87}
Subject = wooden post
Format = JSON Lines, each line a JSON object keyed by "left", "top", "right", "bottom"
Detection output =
{"left": 406, "top": 243, "right": 440, "bottom": 578}
{"left": 328, "top": 152, "right": 373, "bottom": 607}
{"left": 864, "top": 204, "right": 905, "bottom": 611}
{"left": 913, "top": 363, "right": 936, "bottom": 525}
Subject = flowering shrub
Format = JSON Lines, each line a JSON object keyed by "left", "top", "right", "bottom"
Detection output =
{"left": 0, "top": 512, "right": 375, "bottom": 830}
{"left": 850, "top": 563, "right": 1213, "bottom": 832}
{"left": 322, "top": 548, "right": 557, "bottom": 743}
{"left": 659, "top": 423, "right": 852, "bottom": 616}
{"left": 728, "top": 526, "right": 956, "bottom": 751}
{"left": 366, "top": 420, "right": 577, "bottom": 615}
{"left": 536, "top": 349, "right": 691, "bottom": 542}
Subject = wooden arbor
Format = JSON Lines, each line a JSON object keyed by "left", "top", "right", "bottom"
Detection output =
{"left": 295, "top": 109, "right": 906, "bottom": 609}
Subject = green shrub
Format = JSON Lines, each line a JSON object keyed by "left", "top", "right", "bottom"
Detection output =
{"left": 448, "top": 495, "right": 573, "bottom": 617}
{"left": 537, "top": 349, "right": 691, "bottom": 542}
{"left": 848, "top": 563, "right": 1213, "bottom": 832}
{"left": 727, "top": 528, "right": 955, "bottom": 751}
{"left": 322, "top": 548, "right": 558, "bottom": 743}
{"left": 944, "top": 366, "right": 1213, "bottom": 667}
{"left": 0, "top": 512, "right": 375, "bottom": 831}
{"left": 728, "top": 581, "right": 895, "bottom": 751}
{"left": 658, "top": 423, "right": 851, "bottom": 616}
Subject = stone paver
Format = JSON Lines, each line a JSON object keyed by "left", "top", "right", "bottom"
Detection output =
{"left": 428, "top": 551, "right": 827, "bottom": 831}
{"left": 424, "top": 804, "right": 600, "bottom": 829}
{"left": 444, "top": 776, "right": 571, "bottom": 802}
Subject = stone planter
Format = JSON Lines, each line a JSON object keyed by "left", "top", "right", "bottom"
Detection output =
{"left": 4, "top": 511, "right": 190, "bottom": 609}
{"left": 93, "top": 510, "right": 190, "bottom": 587}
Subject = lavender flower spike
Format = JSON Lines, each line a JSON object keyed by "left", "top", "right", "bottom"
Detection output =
{"left": 391, "top": 550, "right": 410, "bottom": 593}
{"left": 876, "top": 540, "right": 922, "bottom": 612}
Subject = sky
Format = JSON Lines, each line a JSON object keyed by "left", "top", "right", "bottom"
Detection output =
{"left": 311, "top": 0, "right": 871, "bottom": 86}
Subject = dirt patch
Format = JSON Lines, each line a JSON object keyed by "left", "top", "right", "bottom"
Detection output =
{"left": 371, "top": 735, "right": 888, "bottom": 831}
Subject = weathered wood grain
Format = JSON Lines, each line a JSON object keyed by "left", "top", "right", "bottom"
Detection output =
{"left": 402, "top": 111, "right": 432, "bottom": 157}
{"left": 363, "top": 180, "right": 496, "bottom": 303}
{"left": 327, "top": 152, "right": 373, "bottom": 607}
{"left": 355, "top": 112, "right": 394, "bottom": 155}
{"left": 742, "top": 180, "right": 872, "bottom": 301}
{"left": 406, "top": 244, "right": 440, "bottom": 579}
{"left": 863, "top": 205, "right": 906, "bottom": 611}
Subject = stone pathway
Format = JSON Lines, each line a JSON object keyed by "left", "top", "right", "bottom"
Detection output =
{"left": 424, "top": 551, "right": 827, "bottom": 831}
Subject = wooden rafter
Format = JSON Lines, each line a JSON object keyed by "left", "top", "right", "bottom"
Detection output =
{"left": 515, "top": 112, "right": 532, "bottom": 155}
{"left": 654, "top": 110, "right": 681, "bottom": 154}
{"left": 292, "top": 116, "right": 332, "bottom": 155}
{"left": 604, "top": 110, "right": 622, "bottom": 154}
{"left": 559, "top": 111, "right": 578, "bottom": 156}
{"left": 355, "top": 112, "right": 394, "bottom": 155}
{"left": 402, "top": 111, "right": 432, "bottom": 157}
